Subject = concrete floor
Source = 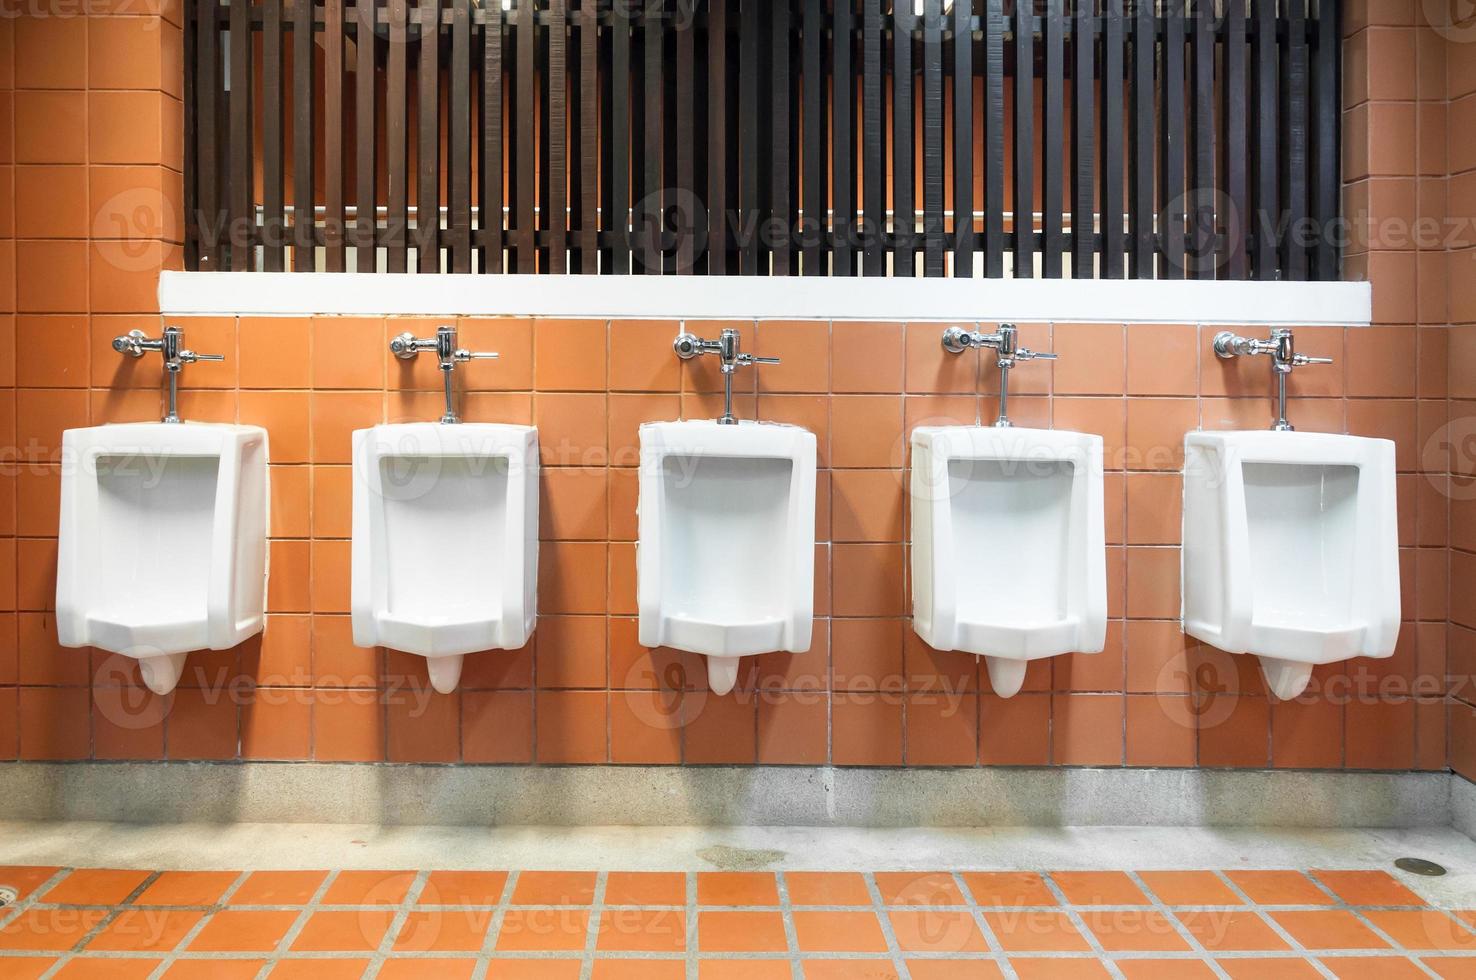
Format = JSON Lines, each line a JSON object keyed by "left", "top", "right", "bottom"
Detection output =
{"left": 2, "top": 822, "right": 1474, "bottom": 909}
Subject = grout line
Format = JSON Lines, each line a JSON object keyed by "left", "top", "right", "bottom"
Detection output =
{"left": 950, "top": 871, "right": 1018, "bottom": 980}
{"left": 257, "top": 866, "right": 341, "bottom": 980}
{"left": 1038, "top": 872, "right": 1128, "bottom": 980}
{"left": 772, "top": 871, "right": 803, "bottom": 980}
{"left": 684, "top": 871, "right": 698, "bottom": 980}
{"left": 1210, "top": 869, "right": 1337, "bottom": 979}
{"left": 577, "top": 870, "right": 607, "bottom": 980}
{"left": 360, "top": 868, "right": 430, "bottom": 979}
{"left": 863, "top": 872, "right": 918, "bottom": 980}
{"left": 1124, "top": 870, "right": 1232, "bottom": 980}
{"left": 470, "top": 868, "right": 519, "bottom": 979}
{"left": 40, "top": 869, "right": 165, "bottom": 980}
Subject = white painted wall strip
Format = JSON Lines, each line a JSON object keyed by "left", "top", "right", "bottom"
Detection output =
{"left": 160, "top": 270, "right": 1373, "bottom": 325}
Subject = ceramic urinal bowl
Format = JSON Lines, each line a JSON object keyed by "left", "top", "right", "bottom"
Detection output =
{"left": 56, "top": 422, "right": 270, "bottom": 695}
{"left": 352, "top": 422, "right": 538, "bottom": 694}
{"left": 911, "top": 425, "right": 1107, "bottom": 698}
{"left": 637, "top": 420, "right": 817, "bottom": 695}
{"left": 1182, "top": 430, "right": 1400, "bottom": 700}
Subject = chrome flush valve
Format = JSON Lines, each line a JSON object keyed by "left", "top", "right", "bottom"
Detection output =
{"left": 1213, "top": 328, "right": 1333, "bottom": 432}
{"left": 941, "top": 323, "right": 1056, "bottom": 428}
{"left": 673, "top": 325, "right": 779, "bottom": 425}
{"left": 390, "top": 324, "right": 498, "bottom": 424}
{"left": 113, "top": 326, "right": 225, "bottom": 424}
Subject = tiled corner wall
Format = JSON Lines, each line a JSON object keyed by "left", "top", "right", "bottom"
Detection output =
{"left": 0, "top": 314, "right": 1449, "bottom": 769}
{"left": 1347, "top": 2, "right": 1476, "bottom": 780}
{"left": 1434, "top": 2, "right": 1476, "bottom": 778}
{"left": 0, "top": 0, "right": 187, "bottom": 763}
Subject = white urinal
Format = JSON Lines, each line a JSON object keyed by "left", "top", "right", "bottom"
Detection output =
{"left": 56, "top": 422, "right": 270, "bottom": 695}
{"left": 638, "top": 420, "right": 816, "bottom": 695}
{"left": 1182, "top": 430, "right": 1400, "bottom": 700}
{"left": 911, "top": 425, "right": 1107, "bottom": 697}
{"left": 352, "top": 422, "right": 538, "bottom": 694}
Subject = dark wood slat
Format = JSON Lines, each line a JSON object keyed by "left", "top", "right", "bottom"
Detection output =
{"left": 292, "top": 0, "right": 313, "bottom": 270}
{"left": 676, "top": 0, "right": 696, "bottom": 274}
{"left": 610, "top": 0, "right": 631, "bottom": 274}
{"left": 482, "top": 0, "right": 504, "bottom": 273}
{"left": 921, "top": 0, "right": 944, "bottom": 276}
{"left": 862, "top": 0, "right": 884, "bottom": 275}
{"left": 1159, "top": 0, "right": 1185, "bottom": 278}
{"left": 323, "top": 0, "right": 345, "bottom": 272}
{"left": 183, "top": 0, "right": 197, "bottom": 267}
{"left": 547, "top": 0, "right": 568, "bottom": 273}
{"left": 893, "top": 1, "right": 915, "bottom": 276}
{"left": 1070, "top": 0, "right": 1094, "bottom": 278}
{"left": 1251, "top": 0, "right": 1277, "bottom": 280}
{"left": 449, "top": 0, "right": 472, "bottom": 272}
{"left": 188, "top": 0, "right": 1342, "bottom": 286}
{"left": 355, "top": 0, "right": 376, "bottom": 272}
{"left": 833, "top": 0, "right": 856, "bottom": 276}
{"left": 1188, "top": 0, "right": 1214, "bottom": 278}
{"left": 642, "top": 0, "right": 663, "bottom": 274}
{"left": 802, "top": 0, "right": 824, "bottom": 275}
{"left": 417, "top": 0, "right": 439, "bottom": 273}
{"left": 386, "top": 0, "right": 409, "bottom": 273}
{"left": 981, "top": 0, "right": 1004, "bottom": 277}
{"left": 228, "top": 0, "right": 252, "bottom": 270}
{"left": 576, "top": 0, "right": 598, "bottom": 272}
{"left": 1311, "top": 0, "right": 1340, "bottom": 280}
{"left": 738, "top": 0, "right": 761, "bottom": 275}
{"left": 262, "top": 0, "right": 284, "bottom": 270}
{"left": 1040, "top": 0, "right": 1063, "bottom": 278}
{"left": 1012, "top": 0, "right": 1034, "bottom": 277}
{"left": 1281, "top": 0, "right": 1308, "bottom": 281}
{"left": 1221, "top": 0, "right": 1248, "bottom": 279}
{"left": 193, "top": 0, "right": 219, "bottom": 269}
{"left": 1128, "top": 0, "right": 1153, "bottom": 278}
{"left": 1099, "top": 0, "right": 1124, "bottom": 278}
{"left": 706, "top": 0, "right": 728, "bottom": 273}
{"left": 771, "top": 0, "right": 792, "bottom": 275}
{"left": 954, "top": 0, "right": 977, "bottom": 276}
{"left": 514, "top": 0, "right": 536, "bottom": 272}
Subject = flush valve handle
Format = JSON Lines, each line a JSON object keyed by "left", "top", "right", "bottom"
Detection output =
{"left": 941, "top": 323, "right": 1056, "bottom": 428}
{"left": 672, "top": 325, "right": 778, "bottom": 424}
{"left": 388, "top": 325, "right": 498, "bottom": 424}
{"left": 1211, "top": 328, "right": 1332, "bottom": 432}
{"left": 112, "top": 326, "right": 225, "bottom": 424}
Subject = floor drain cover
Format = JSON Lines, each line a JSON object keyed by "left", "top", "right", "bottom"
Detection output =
{"left": 1395, "top": 857, "right": 1446, "bottom": 877}
{"left": 0, "top": 887, "right": 17, "bottom": 908}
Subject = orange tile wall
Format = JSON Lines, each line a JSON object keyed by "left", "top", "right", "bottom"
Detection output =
{"left": 0, "top": 0, "right": 1459, "bottom": 772}
{"left": 0, "top": 313, "right": 1449, "bottom": 769}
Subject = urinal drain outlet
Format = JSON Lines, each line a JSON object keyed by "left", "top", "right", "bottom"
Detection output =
{"left": 1394, "top": 857, "right": 1446, "bottom": 877}
{"left": 0, "top": 886, "right": 17, "bottom": 908}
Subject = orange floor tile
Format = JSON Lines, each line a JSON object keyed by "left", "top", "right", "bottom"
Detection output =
{"left": 0, "top": 865, "right": 1471, "bottom": 977}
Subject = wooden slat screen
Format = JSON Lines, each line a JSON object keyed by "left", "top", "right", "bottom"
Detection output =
{"left": 185, "top": 0, "right": 1342, "bottom": 281}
